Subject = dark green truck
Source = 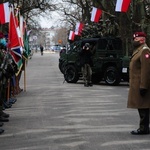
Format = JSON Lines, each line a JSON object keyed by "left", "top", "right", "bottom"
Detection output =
{"left": 59, "top": 37, "right": 130, "bottom": 85}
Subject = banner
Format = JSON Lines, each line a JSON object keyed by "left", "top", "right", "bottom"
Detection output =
{"left": 69, "top": 31, "right": 75, "bottom": 41}
{"left": 75, "top": 22, "right": 84, "bottom": 36}
{"left": 0, "top": 2, "right": 10, "bottom": 24}
{"left": 115, "top": 0, "right": 131, "bottom": 12}
{"left": 91, "top": 7, "right": 102, "bottom": 22}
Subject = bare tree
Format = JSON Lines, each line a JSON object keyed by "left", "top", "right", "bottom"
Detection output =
{"left": 52, "top": 27, "right": 68, "bottom": 45}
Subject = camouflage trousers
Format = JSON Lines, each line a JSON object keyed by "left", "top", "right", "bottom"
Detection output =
{"left": 81, "top": 64, "right": 92, "bottom": 84}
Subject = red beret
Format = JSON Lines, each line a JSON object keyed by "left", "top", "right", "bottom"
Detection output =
{"left": 133, "top": 32, "right": 146, "bottom": 38}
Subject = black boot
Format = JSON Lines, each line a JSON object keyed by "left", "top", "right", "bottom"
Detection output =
{"left": 88, "top": 82, "right": 93, "bottom": 86}
{"left": 0, "top": 128, "right": 4, "bottom": 134}
{"left": 3, "top": 101, "right": 12, "bottom": 109}
{"left": 9, "top": 98, "right": 17, "bottom": 104}
{"left": 0, "top": 122, "right": 4, "bottom": 127}
{"left": 0, "top": 111, "right": 10, "bottom": 118}
{"left": 0, "top": 116, "right": 9, "bottom": 122}
{"left": 84, "top": 83, "right": 89, "bottom": 87}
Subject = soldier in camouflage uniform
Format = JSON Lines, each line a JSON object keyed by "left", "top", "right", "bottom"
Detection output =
{"left": 0, "top": 43, "right": 9, "bottom": 134}
{"left": 80, "top": 43, "right": 93, "bottom": 87}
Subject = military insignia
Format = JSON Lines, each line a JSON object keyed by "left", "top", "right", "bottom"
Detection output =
{"left": 145, "top": 54, "right": 150, "bottom": 58}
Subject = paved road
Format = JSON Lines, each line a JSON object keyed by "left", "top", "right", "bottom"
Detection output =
{"left": 0, "top": 51, "right": 150, "bottom": 150}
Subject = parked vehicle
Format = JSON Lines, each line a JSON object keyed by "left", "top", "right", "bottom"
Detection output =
{"left": 51, "top": 45, "right": 62, "bottom": 52}
{"left": 59, "top": 37, "right": 130, "bottom": 85}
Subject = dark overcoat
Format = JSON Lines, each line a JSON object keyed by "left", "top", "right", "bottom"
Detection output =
{"left": 127, "top": 44, "right": 150, "bottom": 108}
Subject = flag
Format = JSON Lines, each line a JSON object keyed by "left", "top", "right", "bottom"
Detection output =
{"left": 115, "top": 0, "right": 131, "bottom": 12}
{"left": 10, "top": 46, "right": 22, "bottom": 63}
{"left": 23, "top": 28, "right": 31, "bottom": 59}
{"left": 9, "top": 8, "right": 22, "bottom": 68}
{"left": 0, "top": 2, "right": 10, "bottom": 24}
{"left": 19, "top": 15, "right": 24, "bottom": 47}
{"left": 91, "top": 7, "right": 102, "bottom": 22}
{"left": 75, "top": 22, "right": 84, "bottom": 36}
{"left": 69, "top": 31, "right": 75, "bottom": 41}
{"left": 27, "top": 30, "right": 32, "bottom": 36}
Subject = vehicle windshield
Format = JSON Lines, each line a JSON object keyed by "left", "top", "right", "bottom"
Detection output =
{"left": 66, "top": 41, "right": 81, "bottom": 53}
{"left": 97, "top": 38, "right": 122, "bottom": 50}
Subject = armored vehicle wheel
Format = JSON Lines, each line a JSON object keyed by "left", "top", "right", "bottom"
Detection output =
{"left": 58, "top": 63, "right": 63, "bottom": 73}
{"left": 64, "top": 65, "right": 79, "bottom": 83}
{"left": 104, "top": 66, "right": 121, "bottom": 85}
{"left": 59, "top": 62, "right": 65, "bottom": 74}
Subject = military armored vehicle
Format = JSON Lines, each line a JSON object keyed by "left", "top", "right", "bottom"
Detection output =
{"left": 59, "top": 37, "right": 130, "bottom": 85}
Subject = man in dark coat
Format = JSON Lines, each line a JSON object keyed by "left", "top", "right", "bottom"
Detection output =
{"left": 128, "top": 32, "right": 150, "bottom": 135}
{"left": 40, "top": 45, "right": 44, "bottom": 55}
{"left": 80, "top": 43, "right": 93, "bottom": 87}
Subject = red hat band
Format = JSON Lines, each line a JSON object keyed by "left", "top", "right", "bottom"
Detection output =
{"left": 133, "top": 32, "right": 146, "bottom": 38}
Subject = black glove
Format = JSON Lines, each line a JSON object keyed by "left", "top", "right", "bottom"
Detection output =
{"left": 139, "top": 88, "right": 147, "bottom": 96}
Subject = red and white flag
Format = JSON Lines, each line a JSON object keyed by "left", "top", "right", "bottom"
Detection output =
{"left": 115, "top": 0, "right": 131, "bottom": 12}
{"left": 69, "top": 31, "right": 75, "bottom": 41}
{"left": 19, "top": 15, "right": 24, "bottom": 47}
{"left": 75, "top": 22, "right": 84, "bottom": 36}
{"left": 91, "top": 7, "right": 102, "bottom": 23}
{"left": 0, "top": 2, "right": 10, "bottom": 24}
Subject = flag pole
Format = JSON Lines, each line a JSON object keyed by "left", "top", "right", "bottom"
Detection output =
{"left": 7, "top": 79, "right": 10, "bottom": 102}
{"left": 24, "top": 59, "right": 26, "bottom": 91}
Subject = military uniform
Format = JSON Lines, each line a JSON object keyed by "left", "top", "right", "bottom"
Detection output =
{"left": 127, "top": 32, "right": 150, "bottom": 135}
{"left": 128, "top": 44, "right": 150, "bottom": 108}
{"left": 80, "top": 43, "right": 93, "bottom": 87}
{"left": 0, "top": 41, "right": 12, "bottom": 134}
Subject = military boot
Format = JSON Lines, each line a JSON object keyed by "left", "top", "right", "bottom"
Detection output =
{"left": 0, "top": 111, "right": 10, "bottom": 118}
{"left": 3, "top": 101, "right": 12, "bottom": 109}
{"left": 84, "top": 83, "right": 89, "bottom": 87}
{"left": 0, "top": 128, "right": 4, "bottom": 134}
{"left": 88, "top": 82, "right": 93, "bottom": 87}
{"left": 0, "top": 122, "right": 3, "bottom": 127}
{"left": 0, "top": 116, "right": 9, "bottom": 122}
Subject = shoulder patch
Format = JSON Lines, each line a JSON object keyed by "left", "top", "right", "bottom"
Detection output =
{"left": 145, "top": 54, "right": 150, "bottom": 58}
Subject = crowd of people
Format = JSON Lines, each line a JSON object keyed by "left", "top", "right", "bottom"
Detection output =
{"left": 0, "top": 32, "right": 24, "bottom": 134}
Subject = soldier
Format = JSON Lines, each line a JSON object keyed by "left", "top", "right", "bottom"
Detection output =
{"left": 0, "top": 43, "right": 8, "bottom": 134}
{"left": 127, "top": 32, "right": 150, "bottom": 135}
{"left": 80, "top": 43, "right": 93, "bottom": 87}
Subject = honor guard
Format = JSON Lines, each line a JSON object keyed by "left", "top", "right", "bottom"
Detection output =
{"left": 128, "top": 32, "right": 150, "bottom": 135}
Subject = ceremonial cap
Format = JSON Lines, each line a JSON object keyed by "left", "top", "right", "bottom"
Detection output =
{"left": 133, "top": 32, "right": 146, "bottom": 39}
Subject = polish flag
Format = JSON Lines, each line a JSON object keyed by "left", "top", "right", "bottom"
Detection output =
{"left": 69, "top": 31, "right": 75, "bottom": 41}
{"left": 91, "top": 7, "right": 102, "bottom": 22}
{"left": 115, "top": 0, "right": 131, "bottom": 12}
{"left": 75, "top": 22, "right": 84, "bottom": 36}
{"left": 19, "top": 15, "right": 24, "bottom": 47}
{"left": 0, "top": 2, "right": 10, "bottom": 24}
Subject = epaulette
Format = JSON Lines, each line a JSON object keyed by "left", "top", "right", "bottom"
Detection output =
{"left": 142, "top": 46, "right": 150, "bottom": 51}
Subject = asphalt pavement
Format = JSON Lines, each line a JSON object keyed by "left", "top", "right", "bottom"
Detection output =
{"left": 0, "top": 51, "right": 150, "bottom": 150}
